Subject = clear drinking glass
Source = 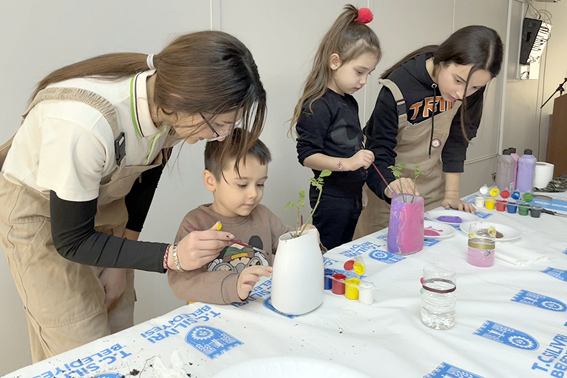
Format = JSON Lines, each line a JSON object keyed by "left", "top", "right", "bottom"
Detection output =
{"left": 421, "top": 263, "right": 456, "bottom": 330}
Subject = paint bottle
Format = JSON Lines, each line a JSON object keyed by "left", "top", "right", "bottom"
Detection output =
{"left": 508, "top": 147, "right": 520, "bottom": 190}
{"left": 516, "top": 149, "right": 537, "bottom": 192}
{"left": 496, "top": 149, "right": 515, "bottom": 191}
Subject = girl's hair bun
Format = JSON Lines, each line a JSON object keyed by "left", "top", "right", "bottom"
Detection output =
{"left": 355, "top": 8, "right": 373, "bottom": 24}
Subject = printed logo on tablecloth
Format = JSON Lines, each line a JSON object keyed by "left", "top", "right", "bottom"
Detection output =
{"left": 424, "top": 362, "right": 484, "bottom": 378}
{"left": 368, "top": 249, "right": 405, "bottom": 264}
{"left": 376, "top": 234, "right": 388, "bottom": 242}
{"left": 338, "top": 241, "right": 404, "bottom": 264}
{"left": 35, "top": 344, "right": 131, "bottom": 378}
{"left": 511, "top": 290, "right": 567, "bottom": 312}
{"left": 185, "top": 326, "right": 243, "bottom": 359}
{"left": 263, "top": 296, "right": 296, "bottom": 319}
{"left": 474, "top": 321, "right": 539, "bottom": 350}
{"left": 140, "top": 305, "right": 221, "bottom": 344}
{"left": 95, "top": 374, "right": 123, "bottom": 378}
{"left": 531, "top": 334, "right": 567, "bottom": 375}
{"left": 423, "top": 239, "right": 440, "bottom": 246}
{"left": 232, "top": 278, "right": 272, "bottom": 308}
{"left": 563, "top": 247, "right": 567, "bottom": 255}
{"left": 475, "top": 212, "right": 492, "bottom": 219}
{"left": 542, "top": 268, "right": 567, "bottom": 282}
{"left": 462, "top": 194, "right": 477, "bottom": 204}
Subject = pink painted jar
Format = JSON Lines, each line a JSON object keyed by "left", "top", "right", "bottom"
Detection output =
{"left": 387, "top": 194, "right": 424, "bottom": 255}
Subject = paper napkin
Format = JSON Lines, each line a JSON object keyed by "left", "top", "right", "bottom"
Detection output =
{"left": 496, "top": 242, "right": 548, "bottom": 266}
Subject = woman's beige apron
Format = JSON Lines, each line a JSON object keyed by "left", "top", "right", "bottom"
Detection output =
{"left": 354, "top": 79, "right": 461, "bottom": 239}
{"left": 0, "top": 88, "right": 175, "bottom": 362}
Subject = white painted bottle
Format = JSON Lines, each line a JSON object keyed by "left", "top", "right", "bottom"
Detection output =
{"left": 496, "top": 149, "right": 515, "bottom": 191}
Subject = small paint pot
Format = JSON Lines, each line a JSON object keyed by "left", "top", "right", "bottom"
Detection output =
{"left": 500, "top": 190, "right": 511, "bottom": 199}
{"left": 496, "top": 200, "right": 507, "bottom": 212}
{"left": 324, "top": 269, "right": 333, "bottom": 290}
{"left": 511, "top": 191, "right": 521, "bottom": 200}
{"left": 530, "top": 205, "right": 543, "bottom": 218}
{"left": 518, "top": 203, "right": 530, "bottom": 216}
{"left": 506, "top": 201, "right": 518, "bottom": 214}
{"left": 331, "top": 273, "right": 346, "bottom": 295}
{"left": 344, "top": 278, "right": 360, "bottom": 300}
{"left": 523, "top": 192, "right": 534, "bottom": 202}
{"left": 485, "top": 198, "right": 496, "bottom": 210}
{"left": 474, "top": 196, "right": 485, "bottom": 209}
{"left": 358, "top": 281, "right": 375, "bottom": 305}
{"left": 490, "top": 187, "right": 500, "bottom": 197}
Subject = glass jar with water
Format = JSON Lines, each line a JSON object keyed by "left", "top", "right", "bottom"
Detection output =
{"left": 421, "top": 263, "right": 456, "bottom": 330}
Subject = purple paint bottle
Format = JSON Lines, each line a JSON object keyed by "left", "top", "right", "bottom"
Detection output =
{"left": 516, "top": 149, "right": 537, "bottom": 192}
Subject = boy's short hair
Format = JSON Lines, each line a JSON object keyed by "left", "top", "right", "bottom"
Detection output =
{"left": 205, "top": 128, "right": 272, "bottom": 180}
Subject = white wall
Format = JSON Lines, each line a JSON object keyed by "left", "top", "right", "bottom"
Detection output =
{"left": 3, "top": 0, "right": 562, "bottom": 374}
{"left": 502, "top": 0, "right": 567, "bottom": 163}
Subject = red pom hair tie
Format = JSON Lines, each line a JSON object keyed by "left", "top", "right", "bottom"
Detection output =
{"left": 355, "top": 8, "right": 373, "bottom": 24}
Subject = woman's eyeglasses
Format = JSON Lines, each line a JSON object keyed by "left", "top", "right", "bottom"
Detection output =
{"left": 200, "top": 113, "right": 232, "bottom": 142}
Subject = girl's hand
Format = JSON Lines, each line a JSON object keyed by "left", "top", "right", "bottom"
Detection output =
{"left": 99, "top": 268, "right": 127, "bottom": 309}
{"left": 237, "top": 266, "right": 273, "bottom": 300}
{"left": 174, "top": 222, "right": 234, "bottom": 271}
{"left": 385, "top": 178, "right": 419, "bottom": 199}
{"left": 442, "top": 197, "right": 477, "bottom": 213}
{"left": 345, "top": 150, "right": 374, "bottom": 171}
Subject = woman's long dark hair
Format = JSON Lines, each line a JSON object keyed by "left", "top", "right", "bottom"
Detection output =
{"left": 32, "top": 30, "right": 266, "bottom": 166}
{"left": 381, "top": 25, "right": 503, "bottom": 142}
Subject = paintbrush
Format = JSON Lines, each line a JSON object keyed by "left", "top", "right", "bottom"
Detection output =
{"left": 185, "top": 225, "right": 267, "bottom": 255}
{"left": 360, "top": 141, "right": 395, "bottom": 195}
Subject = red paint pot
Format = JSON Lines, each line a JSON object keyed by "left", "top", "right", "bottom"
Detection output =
{"left": 332, "top": 273, "right": 346, "bottom": 295}
{"left": 496, "top": 200, "right": 507, "bottom": 212}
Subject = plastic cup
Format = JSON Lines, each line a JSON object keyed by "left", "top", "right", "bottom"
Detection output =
{"left": 506, "top": 201, "right": 518, "bottom": 214}
{"left": 530, "top": 205, "right": 543, "bottom": 218}
{"left": 511, "top": 191, "right": 521, "bottom": 200}
{"left": 344, "top": 278, "right": 360, "bottom": 300}
{"left": 474, "top": 197, "right": 485, "bottom": 209}
{"left": 331, "top": 273, "right": 346, "bottom": 295}
{"left": 421, "top": 263, "right": 456, "bottom": 330}
{"left": 518, "top": 203, "right": 530, "bottom": 216}
{"left": 485, "top": 198, "right": 496, "bottom": 210}
{"left": 496, "top": 200, "right": 507, "bottom": 212}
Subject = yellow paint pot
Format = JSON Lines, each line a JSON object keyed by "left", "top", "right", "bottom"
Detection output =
{"left": 344, "top": 278, "right": 360, "bottom": 300}
{"left": 485, "top": 198, "right": 496, "bottom": 210}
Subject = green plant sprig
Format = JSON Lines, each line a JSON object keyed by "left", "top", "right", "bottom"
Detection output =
{"left": 388, "top": 163, "right": 422, "bottom": 203}
{"left": 285, "top": 169, "right": 331, "bottom": 237}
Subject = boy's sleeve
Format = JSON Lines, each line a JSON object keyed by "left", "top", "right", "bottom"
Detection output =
{"left": 168, "top": 213, "right": 243, "bottom": 304}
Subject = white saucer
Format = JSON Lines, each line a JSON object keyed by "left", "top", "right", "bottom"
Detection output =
{"left": 423, "top": 220, "right": 456, "bottom": 239}
{"left": 459, "top": 221, "right": 522, "bottom": 242}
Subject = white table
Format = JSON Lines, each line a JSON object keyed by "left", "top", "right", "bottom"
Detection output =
{"left": 5, "top": 192, "right": 567, "bottom": 378}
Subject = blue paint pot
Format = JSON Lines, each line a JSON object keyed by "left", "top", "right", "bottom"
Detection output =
{"left": 511, "top": 191, "right": 521, "bottom": 200}
{"left": 324, "top": 269, "right": 333, "bottom": 290}
{"left": 506, "top": 201, "right": 518, "bottom": 214}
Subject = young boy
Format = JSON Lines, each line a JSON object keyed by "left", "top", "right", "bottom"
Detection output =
{"left": 168, "top": 128, "right": 296, "bottom": 304}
